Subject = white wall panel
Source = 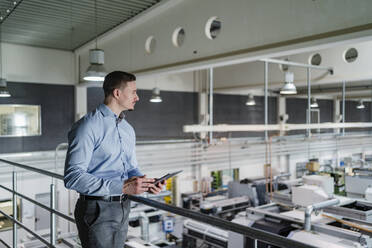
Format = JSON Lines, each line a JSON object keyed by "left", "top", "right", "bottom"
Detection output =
{"left": 76, "top": 0, "right": 372, "bottom": 78}
{"left": 3, "top": 43, "right": 74, "bottom": 85}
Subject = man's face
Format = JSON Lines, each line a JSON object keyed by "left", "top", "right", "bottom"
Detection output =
{"left": 117, "top": 81, "right": 139, "bottom": 111}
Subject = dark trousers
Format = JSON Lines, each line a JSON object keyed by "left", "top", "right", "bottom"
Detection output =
{"left": 74, "top": 198, "right": 131, "bottom": 248}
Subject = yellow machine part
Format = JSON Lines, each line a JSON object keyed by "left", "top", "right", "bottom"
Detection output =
{"left": 306, "top": 161, "right": 320, "bottom": 172}
{"left": 164, "top": 177, "right": 173, "bottom": 204}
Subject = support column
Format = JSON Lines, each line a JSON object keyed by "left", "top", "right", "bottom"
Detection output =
{"left": 342, "top": 81, "right": 346, "bottom": 136}
{"left": 209, "top": 68, "right": 214, "bottom": 143}
{"left": 333, "top": 97, "right": 340, "bottom": 134}
{"left": 306, "top": 68, "right": 311, "bottom": 137}
{"left": 278, "top": 96, "right": 286, "bottom": 136}
{"left": 264, "top": 61, "right": 268, "bottom": 141}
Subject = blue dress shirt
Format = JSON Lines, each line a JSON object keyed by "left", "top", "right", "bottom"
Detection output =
{"left": 64, "top": 104, "right": 143, "bottom": 196}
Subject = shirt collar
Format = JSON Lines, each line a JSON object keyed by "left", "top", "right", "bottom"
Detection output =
{"left": 98, "top": 104, "right": 126, "bottom": 122}
{"left": 98, "top": 104, "right": 117, "bottom": 118}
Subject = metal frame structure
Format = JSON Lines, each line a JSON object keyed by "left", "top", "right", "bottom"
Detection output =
{"left": 184, "top": 58, "right": 372, "bottom": 137}
{"left": 0, "top": 158, "right": 316, "bottom": 248}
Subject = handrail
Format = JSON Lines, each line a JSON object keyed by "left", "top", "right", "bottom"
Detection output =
{"left": 0, "top": 209, "right": 52, "bottom": 248}
{"left": 128, "top": 195, "right": 315, "bottom": 248}
{"left": 0, "top": 184, "right": 75, "bottom": 223}
{"left": 0, "top": 158, "right": 317, "bottom": 248}
{"left": 0, "top": 158, "right": 63, "bottom": 179}
{"left": 0, "top": 238, "right": 11, "bottom": 248}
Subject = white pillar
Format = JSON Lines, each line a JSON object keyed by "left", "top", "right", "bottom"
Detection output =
{"left": 75, "top": 86, "right": 87, "bottom": 121}
{"left": 278, "top": 96, "right": 286, "bottom": 136}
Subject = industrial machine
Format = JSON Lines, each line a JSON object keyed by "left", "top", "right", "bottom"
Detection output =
{"left": 200, "top": 196, "right": 250, "bottom": 220}
{"left": 345, "top": 168, "right": 372, "bottom": 199}
{"left": 182, "top": 219, "right": 228, "bottom": 248}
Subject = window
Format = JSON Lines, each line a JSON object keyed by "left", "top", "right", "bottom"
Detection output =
{"left": 172, "top": 27, "right": 185, "bottom": 47}
{"left": 145, "top": 36, "right": 156, "bottom": 54}
{"left": 344, "top": 48, "right": 358, "bottom": 63}
{"left": 205, "top": 16, "right": 221, "bottom": 40}
{"left": 0, "top": 104, "right": 41, "bottom": 137}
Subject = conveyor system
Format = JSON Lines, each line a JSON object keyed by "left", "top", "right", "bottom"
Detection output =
{"left": 324, "top": 200, "right": 372, "bottom": 222}
{"left": 182, "top": 219, "right": 228, "bottom": 248}
{"left": 200, "top": 196, "right": 250, "bottom": 220}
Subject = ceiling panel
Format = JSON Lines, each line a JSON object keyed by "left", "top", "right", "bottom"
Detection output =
{"left": 0, "top": 0, "right": 161, "bottom": 50}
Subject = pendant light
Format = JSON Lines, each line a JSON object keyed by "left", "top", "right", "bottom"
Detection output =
{"left": 356, "top": 100, "right": 365, "bottom": 109}
{"left": 0, "top": 22, "right": 10, "bottom": 97}
{"left": 245, "top": 93, "right": 256, "bottom": 106}
{"left": 150, "top": 87, "right": 162, "bottom": 103}
{"left": 280, "top": 72, "right": 297, "bottom": 95}
{"left": 83, "top": 0, "right": 107, "bottom": 82}
{"left": 310, "top": 97, "right": 318, "bottom": 108}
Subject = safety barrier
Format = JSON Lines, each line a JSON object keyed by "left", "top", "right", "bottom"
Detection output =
{"left": 0, "top": 158, "right": 316, "bottom": 248}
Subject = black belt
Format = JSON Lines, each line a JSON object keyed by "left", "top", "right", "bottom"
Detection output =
{"left": 79, "top": 194, "right": 128, "bottom": 202}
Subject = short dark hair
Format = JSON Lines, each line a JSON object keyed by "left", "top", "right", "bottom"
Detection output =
{"left": 103, "top": 71, "right": 136, "bottom": 97}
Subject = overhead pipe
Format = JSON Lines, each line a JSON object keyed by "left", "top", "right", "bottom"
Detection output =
{"left": 260, "top": 58, "right": 333, "bottom": 74}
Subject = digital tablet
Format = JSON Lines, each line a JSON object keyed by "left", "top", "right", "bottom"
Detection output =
{"left": 153, "top": 170, "right": 183, "bottom": 185}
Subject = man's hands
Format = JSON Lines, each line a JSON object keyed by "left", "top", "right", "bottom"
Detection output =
{"left": 148, "top": 180, "right": 166, "bottom": 194}
{"left": 122, "top": 175, "right": 154, "bottom": 195}
{"left": 122, "top": 175, "right": 166, "bottom": 195}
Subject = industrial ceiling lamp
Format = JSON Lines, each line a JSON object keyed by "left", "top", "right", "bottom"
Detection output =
{"left": 150, "top": 87, "right": 162, "bottom": 103}
{"left": 0, "top": 78, "right": 10, "bottom": 97}
{"left": 245, "top": 93, "right": 256, "bottom": 106}
{"left": 83, "top": 0, "right": 106, "bottom": 82}
{"left": 356, "top": 100, "right": 365, "bottom": 109}
{"left": 310, "top": 97, "right": 319, "bottom": 108}
{"left": 280, "top": 72, "right": 297, "bottom": 95}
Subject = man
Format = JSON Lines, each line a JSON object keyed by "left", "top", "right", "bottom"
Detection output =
{"left": 64, "top": 71, "right": 165, "bottom": 248}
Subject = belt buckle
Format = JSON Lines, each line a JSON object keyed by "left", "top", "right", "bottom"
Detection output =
{"left": 120, "top": 194, "right": 127, "bottom": 202}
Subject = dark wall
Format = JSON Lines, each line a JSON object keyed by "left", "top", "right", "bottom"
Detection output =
{"left": 87, "top": 88, "right": 199, "bottom": 140}
{"left": 88, "top": 89, "right": 277, "bottom": 139}
{"left": 286, "top": 98, "right": 334, "bottom": 135}
{"left": 213, "top": 94, "right": 277, "bottom": 137}
{"left": 344, "top": 100, "right": 372, "bottom": 122}
{"left": 343, "top": 100, "right": 372, "bottom": 132}
{"left": 0, "top": 82, "right": 75, "bottom": 153}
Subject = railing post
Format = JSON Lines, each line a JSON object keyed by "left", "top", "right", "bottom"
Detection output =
{"left": 50, "top": 183, "right": 56, "bottom": 246}
{"left": 12, "top": 171, "right": 17, "bottom": 248}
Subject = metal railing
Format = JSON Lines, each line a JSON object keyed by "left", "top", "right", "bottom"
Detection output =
{"left": 0, "top": 158, "right": 317, "bottom": 248}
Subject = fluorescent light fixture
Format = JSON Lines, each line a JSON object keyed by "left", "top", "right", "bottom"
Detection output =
{"left": 356, "top": 100, "right": 365, "bottom": 109}
{"left": 245, "top": 93, "right": 256, "bottom": 106}
{"left": 280, "top": 72, "right": 297, "bottom": 95}
{"left": 83, "top": 49, "right": 107, "bottom": 82}
{"left": 83, "top": 1, "right": 107, "bottom": 82}
{"left": 0, "top": 78, "right": 10, "bottom": 97}
{"left": 150, "top": 87, "right": 162, "bottom": 103}
{"left": 310, "top": 97, "right": 319, "bottom": 108}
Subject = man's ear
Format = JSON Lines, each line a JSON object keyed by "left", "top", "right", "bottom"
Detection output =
{"left": 112, "top": 88, "right": 120, "bottom": 99}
